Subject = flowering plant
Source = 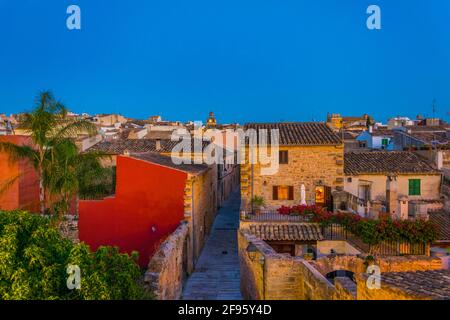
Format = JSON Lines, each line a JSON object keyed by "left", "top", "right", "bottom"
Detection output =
{"left": 275, "top": 205, "right": 438, "bottom": 244}
{"left": 276, "top": 204, "right": 324, "bottom": 216}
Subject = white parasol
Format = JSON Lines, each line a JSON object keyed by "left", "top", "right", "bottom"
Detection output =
{"left": 300, "top": 184, "right": 307, "bottom": 205}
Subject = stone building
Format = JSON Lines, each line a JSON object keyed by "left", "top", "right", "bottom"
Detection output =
{"left": 238, "top": 225, "right": 448, "bottom": 300}
{"left": 91, "top": 113, "right": 127, "bottom": 126}
{"left": 343, "top": 151, "right": 442, "bottom": 218}
{"left": 392, "top": 125, "right": 449, "bottom": 150}
{"left": 326, "top": 113, "right": 371, "bottom": 132}
{"left": 240, "top": 122, "right": 344, "bottom": 212}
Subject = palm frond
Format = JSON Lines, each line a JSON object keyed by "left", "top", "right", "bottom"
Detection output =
{"left": 49, "top": 119, "right": 98, "bottom": 144}
{"left": 0, "top": 173, "right": 22, "bottom": 197}
{"left": 0, "top": 141, "right": 39, "bottom": 167}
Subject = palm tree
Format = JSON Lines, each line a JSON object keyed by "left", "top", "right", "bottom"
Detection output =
{"left": 0, "top": 91, "right": 98, "bottom": 214}
{"left": 47, "top": 140, "right": 113, "bottom": 217}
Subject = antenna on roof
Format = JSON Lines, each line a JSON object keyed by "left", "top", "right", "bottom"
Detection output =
{"left": 432, "top": 98, "right": 437, "bottom": 118}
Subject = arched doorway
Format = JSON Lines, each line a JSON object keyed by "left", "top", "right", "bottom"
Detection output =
{"left": 325, "top": 270, "right": 355, "bottom": 284}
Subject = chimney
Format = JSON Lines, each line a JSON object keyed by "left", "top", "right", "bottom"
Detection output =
{"left": 368, "top": 125, "right": 373, "bottom": 134}
{"left": 155, "top": 139, "right": 161, "bottom": 152}
{"left": 386, "top": 176, "right": 398, "bottom": 217}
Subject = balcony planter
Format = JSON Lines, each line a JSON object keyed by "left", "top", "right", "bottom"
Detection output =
{"left": 303, "top": 253, "right": 314, "bottom": 261}
{"left": 251, "top": 196, "right": 265, "bottom": 216}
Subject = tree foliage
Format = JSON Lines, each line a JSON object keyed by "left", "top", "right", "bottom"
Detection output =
{"left": 0, "top": 210, "right": 153, "bottom": 300}
{"left": 0, "top": 91, "right": 99, "bottom": 214}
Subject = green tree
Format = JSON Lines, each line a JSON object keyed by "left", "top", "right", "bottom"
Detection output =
{"left": 0, "top": 91, "right": 98, "bottom": 214}
{"left": 0, "top": 210, "right": 152, "bottom": 300}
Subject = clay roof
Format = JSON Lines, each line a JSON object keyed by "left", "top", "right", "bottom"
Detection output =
{"left": 244, "top": 122, "right": 342, "bottom": 146}
{"left": 407, "top": 131, "right": 448, "bottom": 145}
{"left": 87, "top": 138, "right": 210, "bottom": 154}
{"left": 370, "top": 129, "right": 394, "bottom": 137}
{"left": 428, "top": 210, "right": 450, "bottom": 241}
{"left": 405, "top": 125, "right": 449, "bottom": 132}
{"left": 248, "top": 223, "right": 324, "bottom": 241}
{"left": 367, "top": 270, "right": 450, "bottom": 300}
{"left": 129, "top": 152, "right": 209, "bottom": 175}
{"left": 344, "top": 151, "right": 440, "bottom": 175}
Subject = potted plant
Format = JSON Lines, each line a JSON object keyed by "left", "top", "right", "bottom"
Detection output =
{"left": 303, "top": 253, "right": 314, "bottom": 261}
{"left": 251, "top": 196, "right": 265, "bottom": 215}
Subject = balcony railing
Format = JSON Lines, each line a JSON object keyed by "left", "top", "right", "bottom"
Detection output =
{"left": 241, "top": 210, "right": 429, "bottom": 256}
{"left": 241, "top": 210, "right": 314, "bottom": 222}
{"left": 322, "top": 224, "right": 428, "bottom": 256}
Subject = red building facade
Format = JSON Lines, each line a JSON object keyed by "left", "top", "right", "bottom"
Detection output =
{"left": 0, "top": 135, "right": 40, "bottom": 213}
{"left": 78, "top": 155, "right": 189, "bottom": 266}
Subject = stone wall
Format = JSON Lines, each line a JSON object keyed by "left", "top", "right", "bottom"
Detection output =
{"left": 310, "top": 254, "right": 442, "bottom": 276}
{"left": 145, "top": 221, "right": 190, "bottom": 300}
{"left": 241, "top": 145, "right": 344, "bottom": 210}
{"left": 239, "top": 229, "right": 443, "bottom": 300}
{"left": 238, "top": 229, "right": 338, "bottom": 300}
{"left": 187, "top": 165, "right": 218, "bottom": 261}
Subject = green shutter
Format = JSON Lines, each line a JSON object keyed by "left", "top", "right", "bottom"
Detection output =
{"left": 409, "top": 179, "right": 421, "bottom": 196}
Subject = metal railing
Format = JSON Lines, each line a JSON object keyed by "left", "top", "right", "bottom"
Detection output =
{"left": 241, "top": 210, "right": 314, "bottom": 222}
{"left": 321, "top": 224, "right": 428, "bottom": 256}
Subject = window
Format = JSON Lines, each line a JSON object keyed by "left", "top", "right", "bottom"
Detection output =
{"left": 358, "top": 185, "right": 371, "bottom": 201}
{"left": 273, "top": 186, "right": 294, "bottom": 200}
{"left": 409, "top": 179, "right": 421, "bottom": 196}
{"left": 382, "top": 138, "right": 389, "bottom": 146}
{"left": 279, "top": 150, "right": 289, "bottom": 164}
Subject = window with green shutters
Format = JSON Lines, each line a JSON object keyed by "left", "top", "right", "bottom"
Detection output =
{"left": 408, "top": 179, "right": 421, "bottom": 196}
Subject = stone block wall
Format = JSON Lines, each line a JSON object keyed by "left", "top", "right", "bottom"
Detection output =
{"left": 238, "top": 230, "right": 339, "bottom": 300}
{"left": 145, "top": 221, "right": 190, "bottom": 300}
{"left": 239, "top": 229, "right": 443, "bottom": 300}
{"left": 309, "top": 254, "right": 442, "bottom": 277}
{"left": 184, "top": 165, "right": 218, "bottom": 263}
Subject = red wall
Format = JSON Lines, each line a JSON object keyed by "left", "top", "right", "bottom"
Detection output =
{"left": 0, "top": 136, "right": 39, "bottom": 213}
{"left": 79, "top": 156, "right": 188, "bottom": 267}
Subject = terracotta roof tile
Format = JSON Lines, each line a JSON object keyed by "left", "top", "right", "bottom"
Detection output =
{"left": 244, "top": 122, "right": 342, "bottom": 146}
{"left": 344, "top": 151, "right": 440, "bottom": 175}
{"left": 248, "top": 223, "right": 324, "bottom": 241}
{"left": 428, "top": 210, "right": 450, "bottom": 241}
{"left": 87, "top": 138, "right": 210, "bottom": 154}
{"left": 374, "top": 270, "right": 450, "bottom": 300}
{"left": 129, "top": 152, "right": 209, "bottom": 175}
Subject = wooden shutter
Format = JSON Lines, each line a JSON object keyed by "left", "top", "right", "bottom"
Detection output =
{"left": 273, "top": 186, "right": 278, "bottom": 200}
{"left": 288, "top": 186, "right": 294, "bottom": 200}
{"left": 279, "top": 150, "right": 288, "bottom": 164}
{"left": 409, "top": 179, "right": 421, "bottom": 196}
{"left": 414, "top": 179, "right": 421, "bottom": 195}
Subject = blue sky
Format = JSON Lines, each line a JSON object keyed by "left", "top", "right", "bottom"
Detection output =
{"left": 0, "top": 0, "right": 449, "bottom": 124}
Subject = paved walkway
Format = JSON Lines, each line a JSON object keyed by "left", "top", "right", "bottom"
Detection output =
{"left": 182, "top": 189, "right": 243, "bottom": 300}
